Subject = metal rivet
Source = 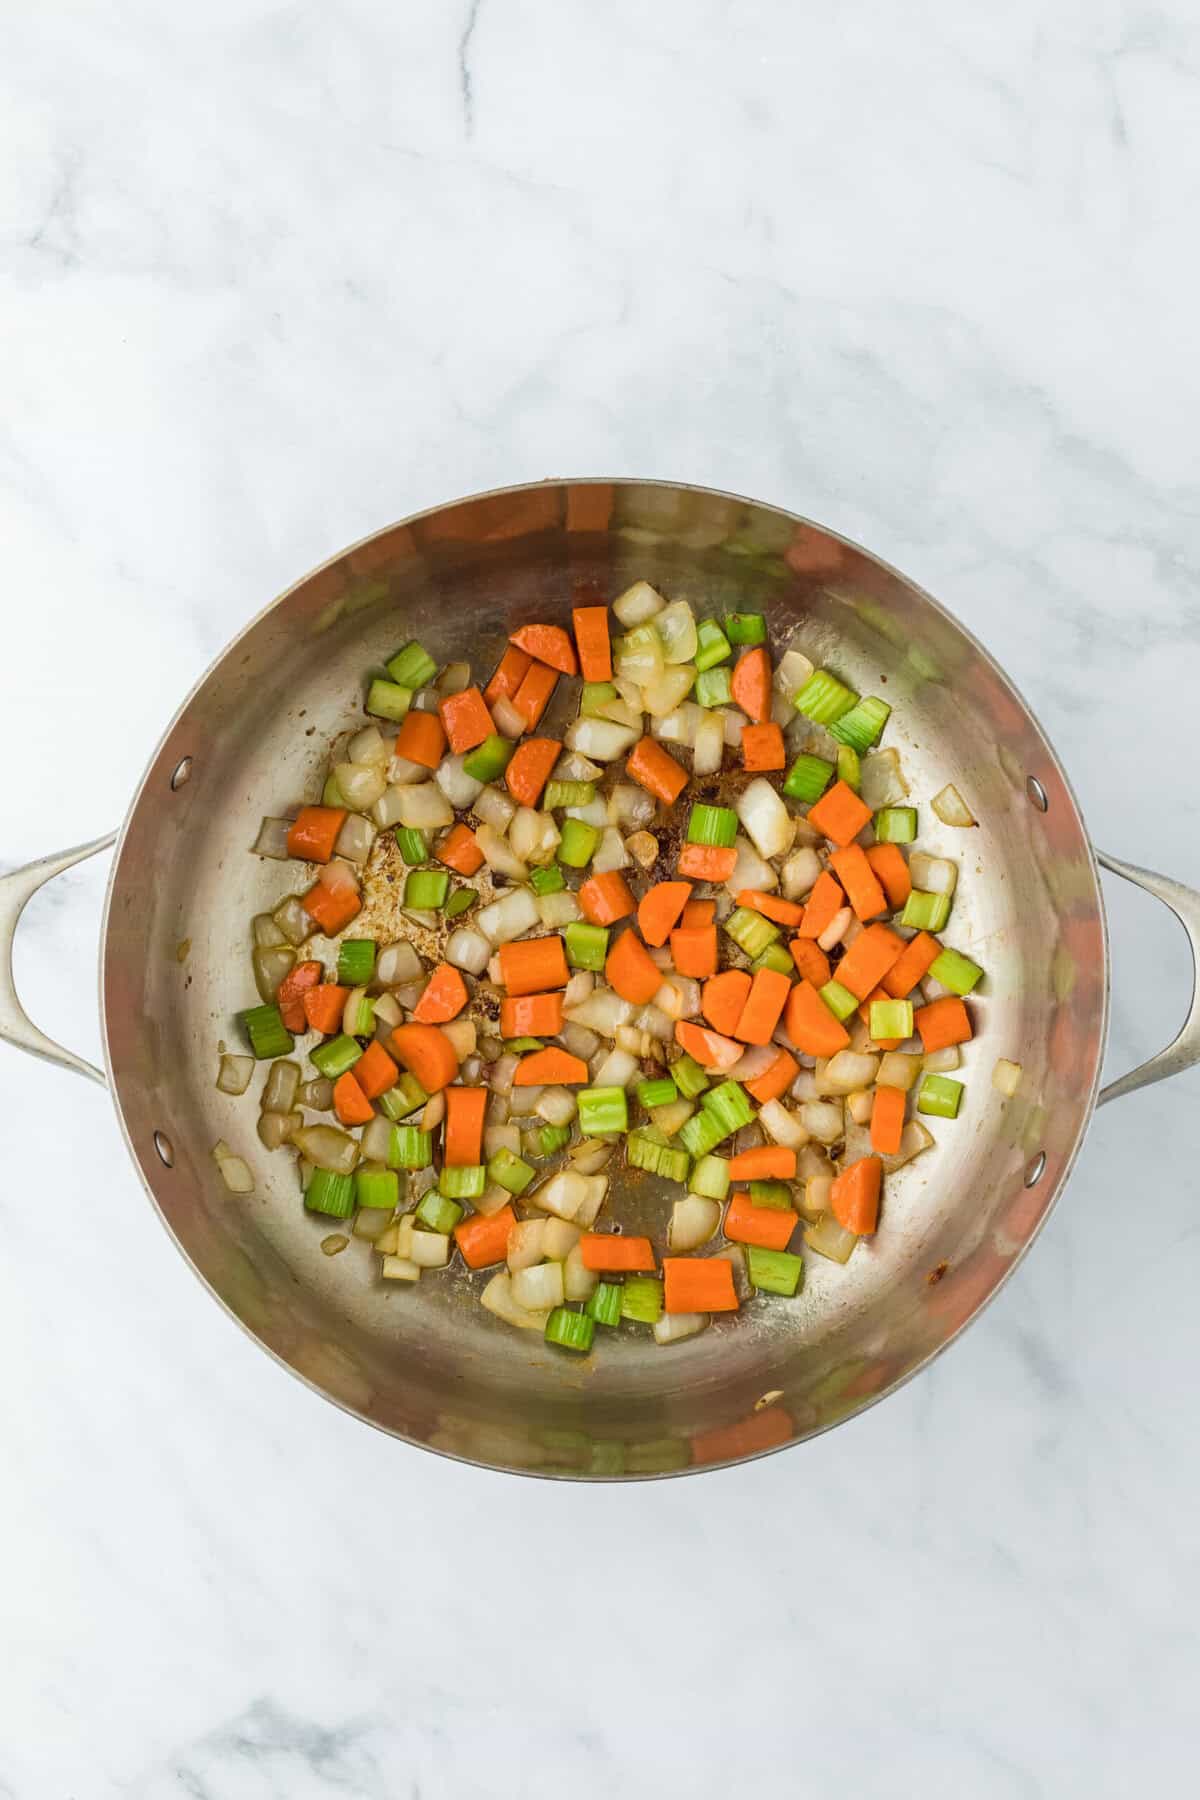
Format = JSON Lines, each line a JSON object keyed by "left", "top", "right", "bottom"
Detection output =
{"left": 1024, "top": 1151, "right": 1046, "bottom": 1188}
{"left": 153, "top": 1130, "right": 175, "bottom": 1168}
{"left": 1026, "top": 776, "right": 1048, "bottom": 812}
{"left": 170, "top": 757, "right": 192, "bottom": 791}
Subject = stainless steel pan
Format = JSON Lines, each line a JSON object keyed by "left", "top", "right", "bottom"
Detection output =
{"left": 4, "top": 480, "right": 1199, "bottom": 1479}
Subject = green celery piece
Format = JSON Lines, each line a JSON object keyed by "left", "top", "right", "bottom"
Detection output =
{"left": 586, "top": 1282, "right": 624, "bottom": 1327}
{"left": 565, "top": 920, "right": 609, "bottom": 971}
{"left": 444, "top": 888, "right": 476, "bottom": 919}
{"left": 836, "top": 745, "right": 861, "bottom": 792}
{"left": 746, "top": 1245, "right": 804, "bottom": 1296}
{"left": 239, "top": 1003, "right": 294, "bottom": 1060}
{"left": 580, "top": 682, "right": 617, "bottom": 717}
{"left": 437, "top": 1164, "right": 486, "bottom": 1200}
{"left": 794, "top": 669, "right": 858, "bottom": 724}
{"left": 819, "top": 979, "right": 859, "bottom": 1023}
{"left": 695, "top": 618, "right": 733, "bottom": 670}
{"left": 404, "top": 868, "right": 450, "bottom": 910}
{"left": 670, "top": 1054, "right": 709, "bottom": 1099}
{"left": 383, "top": 1072, "right": 427, "bottom": 1118}
{"left": 783, "top": 753, "right": 834, "bottom": 803}
{"left": 385, "top": 641, "right": 437, "bottom": 690}
{"left": 394, "top": 829, "right": 429, "bottom": 866}
{"left": 637, "top": 1077, "right": 678, "bottom": 1110}
{"left": 544, "top": 780, "right": 595, "bottom": 810}
{"left": 577, "top": 1085, "right": 628, "bottom": 1135}
{"left": 677, "top": 1108, "right": 725, "bottom": 1159}
{"left": 529, "top": 865, "right": 566, "bottom": 896}
{"left": 544, "top": 1307, "right": 595, "bottom": 1352}
{"left": 688, "top": 1154, "right": 731, "bottom": 1199}
{"left": 687, "top": 803, "right": 738, "bottom": 848}
{"left": 725, "top": 906, "right": 780, "bottom": 959}
{"left": 900, "top": 889, "right": 952, "bottom": 932}
{"left": 626, "top": 1130, "right": 689, "bottom": 1183}
{"left": 917, "top": 1074, "right": 964, "bottom": 1119}
{"left": 830, "top": 696, "right": 891, "bottom": 752}
{"left": 621, "top": 1275, "right": 664, "bottom": 1324}
{"left": 557, "top": 818, "right": 600, "bottom": 868}
{"left": 462, "top": 734, "right": 515, "bottom": 783}
{"left": 700, "top": 1080, "right": 755, "bottom": 1138}
{"left": 488, "top": 1146, "right": 536, "bottom": 1195}
{"left": 417, "top": 1191, "right": 463, "bottom": 1233}
{"left": 365, "top": 678, "right": 413, "bottom": 723}
{"left": 724, "top": 612, "right": 767, "bottom": 646}
{"left": 304, "top": 1169, "right": 355, "bottom": 1217}
{"left": 337, "top": 938, "right": 376, "bottom": 985}
{"left": 322, "top": 771, "right": 347, "bottom": 809}
{"left": 929, "top": 947, "right": 983, "bottom": 996}
{"left": 749, "top": 1180, "right": 794, "bottom": 1211}
{"left": 873, "top": 807, "right": 917, "bottom": 844}
{"left": 355, "top": 1166, "right": 399, "bottom": 1209}
{"left": 752, "top": 942, "right": 794, "bottom": 975}
{"left": 309, "top": 1033, "right": 362, "bottom": 1078}
{"left": 869, "top": 998, "right": 914, "bottom": 1040}
{"left": 693, "top": 666, "right": 733, "bottom": 708}
{"left": 388, "top": 1125, "right": 433, "bottom": 1169}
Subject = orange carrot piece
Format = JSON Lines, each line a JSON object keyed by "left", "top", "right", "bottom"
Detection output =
{"left": 302, "top": 982, "right": 348, "bottom": 1035}
{"left": 454, "top": 1203, "right": 517, "bottom": 1270}
{"left": 788, "top": 937, "right": 831, "bottom": 986}
{"left": 829, "top": 844, "right": 888, "bottom": 921}
{"left": 794, "top": 870, "right": 844, "bottom": 940}
{"left": 578, "top": 870, "right": 637, "bottom": 927}
{"left": 733, "top": 966, "right": 792, "bottom": 1045}
{"left": 663, "top": 1257, "right": 739, "bottom": 1314}
{"left": 702, "top": 969, "right": 753, "bottom": 1037}
{"left": 914, "top": 995, "right": 973, "bottom": 1053}
{"left": 675, "top": 1019, "right": 744, "bottom": 1071}
{"left": 784, "top": 980, "right": 851, "bottom": 1057}
{"left": 805, "top": 779, "right": 872, "bottom": 848}
{"left": 333, "top": 1069, "right": 375, "bottom": 1127}
{"left": 572, "top": 605, "right": 612, "bottom": 682}
{"left": 512, "top": 660, "right": 558, "bottom": 730}
{"left": 727, "top": 1145, "right": 797, "bottom": 1180}
{"left": 681, "top": 899, "right": 716, "bottom": 927}
{"left": 740, "top": 721, "right": 786, "bottom": 771}
{"left": 870, "top": 1085, "right": 907, "bottom": 1155}
{"left": 678, "top": 843, "right": 738, "bottom": 883}
{"left": 411, "top": 962, "right": 470, "bottom": 1024}
{"left": 723, "top": 1189, "right": 798, "bottom": 1250}
{"left": 352, "top": 1039, "right": 400, "bottom": 1101}
{"left": 276, "top": 959, "right": 322, "bottom": 1033}
{"left": 498, "top": 936, "right": 569, "bottom": 996}
{"left": 287, "top": 805, "right": 347, "bottom": 864}
{"left": 882, "top": 931, "right": 941, "bottom": 998}
{"left": 730, "top": 646, "right": 771, "bottom": 723}
{"left": 626, "top": 736, "right": 688, "bottom": 805}
{"left": 436, "top": 823, "right": 484, "bottom": 877}
{"left": 737, "top": 888, "right": 805, "bottom": 928}
{"left": 669, "top": 923, "right": 719, "bottom": 979}
{"left": 605, "top": 928, "right": 663, "bottom": 1005}
{"left": 830, "top": 1155, "right": 882, "bottom": 1234}
{"left": 579, "top": 1233, "right": 656, "bottom": 1272}
{"left": 637, "top": 880, "right": 691, "bottom": 947}
{"left": 858, "top": 985, "right": 903, "bottom": 1051}
{"left": 865, "top": 842, "right": 912, "bottom": 910}
{"left": 512, "top": 1046, "right": 590, "bottom": 1086}
{"left": 443, "top": 1085, "right": 488, "bottom": 1165}
{"left": 505, "top": 736, "right": 561, "bottom": 807}
{"left": 499, "top": 992, "right": 564, "bottom": 1038}
{"left": 389, "top": 1023, "right": 460, "bottom": 1093}
{"left": 744, "top": 1048, "right": 799, "bottom": 1105}
{"left": 302, "top": 882, "right": 361, "bottom": 936}
{"left": 484, "top": 644, "right": 532, "bottom": 708}
{"left": 394, "top": 710, "right": 447, "bottom": 770}
{"left": 835, "top": 922, "right": 906, "bottom": 1000}
{"left": 438, "top": 686, "right": 495, "bottom": 754}
{"left": 510, "top": 623, "right": 578, "bottom": 676}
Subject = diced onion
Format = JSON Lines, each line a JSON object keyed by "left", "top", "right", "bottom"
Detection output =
{"left": 474, "top": 823, "right": 529, "bottom": 881}
{"left": 262, "top": 1059, "right": 300, "bottom": 1113}
{"left": 484, "top": 1124, "right": 521, "bottom": 1159}
{"left": 861, "top": 749, "right": 909, "bottom": 809}
{"left": 799, "top": 1174, "right": 831, "bottom": 1220}
{"left": 445, "top": 927, "right": 490, "bottom": 975}
{"left": 252, "top": 912, "right": 288, "bottom": 949}
{"left": 488, "top": 1052, "right": 519, "bottom": 1095}
{"left": 804, "top": 1213, "right": 857, "bottom": 1263}
{"left": 653, "top": 1310, "right": 708, "bottom": 1345}
{"left": 758, "top": 1099, "right": 809, "bottom": 1149}
{"left": 565, "top": 986, "right": 635, "bottom": 1037}
{"left": 253, "top": 944, "right": 295, "bottom": 1002}
{"left": 726, "top": 835, "right": 778, "bottom": 895}
{"left": 592, "top": 1047, "right": 639, "bottom": 1088}
{"left": 556, "top": 750, "right": 603, "bottom": 782}
{"left": 692, "top": 710, "right": 724, "bottom": 777}
{"left": 909, "top": 852, "right": 957, "bottom": 896}
{"left": 669, "top": 1195, "right": 721, "bottom": 1251}
{"left": 652, "top": 702, "right": 702, "bottom": 746}
{"left": 436, "top": 754, "right": 485, "bottom": 810}
{"left": 821, "top": 1051, "right": 880, "bottom": 1094}
{"left": 335, "top": 761, "right": 387, "bottom": 811}
{"left": 563, "top": 1242, "right": 598, "bottom": 1302}
{"left": 780, "top": 846, "right": 821, "bottom": 900}
{"left": 293, "top": 1125, "right": 359, "bottom": 1174}
{"left": 607, "top": 783, "right": 656, "bottom": 830}
{"left": 298, "top": 1076, "right": 333, "bottom": 1110}
{"left": 612, "top": 580, "right": 666, "bottom": 627}
{"left": 564, "top": 797, "right": 608, "bottom": 828}
{"left": 531, "top": 1169, "right": 589, "bottom": 1221}
{"left": 506, "top": 807, "right": 555, "bottom": 866}
{"left": 371, "top": 786, "right": 409, "bottom": 829}
{"left": 442, "top": 1018, "right": 475, "bottom": 1060}
{"left": 252, "top": 817, "right": 292, "bottom": 860}
{"left": 565, "top": 718, "right": 640, "bottom": 762}
{"left": 539, "top": 1087, "right": 578, "bottom": 1127}
{"left": 421, "top": 1090, "right": 447, "bottom": 1131}
{"left": 574, "top": 1174, "right": 609, "bottom": 1226}
{"left": 272, "top": 894, "right": 314, "bottom": 946}
{"left": 360, "top": 1117, "right": 394, "bottom": 1162}
{"left": 722, "top": 707, "right": 748, "bottom": 747}
{"left": 211, "top": 1141, "right": 255, "bottom": 1193}
{"left": 894, "top": 1119, "right": 934, "bottom": 1165}
{"left": 876, "top": 1051, "right": 920, "bottom": 1091}
{"left": 334, "top": 812, "right": 375, "bottom": 864}
{"left": 924, "top": 1045, "right": 960, "bottom": 1074}
{"left": 386, "top": 755, "right": 431, "bottom": 786}
{"left": 397, "top": 785, "right": 454, "bottom": 830}
{"left": 569, "top": 1141, "right": 614, "bottom": 1176}
{"left": 216, "top": 1053, "right": 254, "bottom": 1095}
{"left": 480, "top": 1270, "right": 549, "bottom": 1330}
{"left": 801, "top": 1099, "right": 845, "bottom": 1143}
{"left": 536, "top": 891, "right": 581, "bottom": 928}
{"left": 348, "top": 724, "right": 390, "bottom": 766}
{"left": 473, "top": 784, "right": 516, "bottom": 832}
{"left": 728, "top": 1043, "right": 777, "bottom": 1083}
{"left": 846, "top": 1089, "right": 874, "bottom": 1125}
{"left": 506, "top": 1218, "right": 547, "bottom": 1272}
{"left": 377, "top": 940, "right": 424, "bottom": 986}
{"left": 477, "top": 886, "right": 539, "bottom": 946}
{"left": 736, "top": 778, "right": 793, "bottom": 861}
{"left": 992, "top": 1058, "right": 1023, "bottom": 1097}
{"left": 592, "top": 827, "right": 631, "bottom": 873}
{"left": 774, "top": 647, "right": 814, "bottom": 703}
{"left": 561, "top": 1021, "right": 599, "bottom": 1061}
{"left": 643, "top": 664, "right": 697, "bottom": 719}
{"left": 656, "top": 599, "right": 698, "bottom": 664}
{"left": 653, "top": 974, "right": 700, "bottom": 1020}
{"left": 932, "top": 782, "right": 976, "bottom": 828}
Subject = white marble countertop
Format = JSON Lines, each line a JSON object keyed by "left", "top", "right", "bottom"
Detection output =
{"left": 4, "top": 4, "right": 1199, "bottom": 1794}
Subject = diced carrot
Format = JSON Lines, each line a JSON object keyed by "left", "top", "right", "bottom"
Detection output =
{"left": 788, "top": 937, "right": 831, "bottom": 987}
{"left": 734, "top": 966, "right": 791, "bottom": 1045}
{"left": 858, "top": 986, "right": 903, "bottom": 1051}
{"left": 512, "top": 1046, "right": 590, "bottom": 1085}
{"left": 411, "top": 962, "right": 470, "bottom": 1023}
{"left": 302, "top": 982, "right": 348, "bottom": 1035}
{"left": 626, "top": 736, "right": 688, "bottom": 805}
{"left": 484, "top": 644, "right": 532, "bottom": 708}
{"left": 352, "top": 1039, "right": 400, "bottom": 1101}
{"left": 498, "top": 936, "right": 569, "bottom": 996}
{"left": 675, "top": 1019, "right": 744, "bottom": 1072}
{"left": 784, "top": 980, "right": 851, "bottom": 1057}
{"left": 830, "top": 1155, "right": 882, "bottom": 1235}
{"left": 505, "top": 737, "right": 561, "bottom": 807}
{"left": 727, "top": 1145, "right": 797, "bottom": 1180}
{"left": 389, "top": 1023, "right": 459, "bottom": 1093}
{"left": 436, "top": 823, "right": 484, "bottom": 876}
{"left": 499, "top": 992, "right": 564, "bottom": 1038}
{"left": 438, "top": 686, "right": 495, "bottom": 754}
{"left": 865, "top": 842, "right": 912, "bottom": 910}
{"left": 678, "top": 843, "right": 738, "bottom": 883}
{"left": 578, "top": 870, "right": 636, "bottom": 927}
{"left": 579, "top": 1234, "right": 656, "bottom": 1272}
{"left": 301, "top": 882, "right": 362, "bottom": 936}
{"left": 723, "top": 1189, "right": 797, "bottom": 1250}
{"left": 572, "top": 605, "right": 612, "bottom": 682}
{"left": 829, "top": 844, "right": 888, "bottom": 921}
{"left": 744, "top": 1048, "right": 799, "bottom": 1105}
{"left": 835, "top": 923, "right": 906, "bottom": 1000}
{"left": 510, "top": 623, "right": 578, "bottom": 676}
{"left": 741, "top": 721, "right": 786, "bottom": 771}
{"left": 287, "top": 805, "right": 347, "bottom": 864}
{"left": 512, "top": 660, "right": 557, "bottom": 730}
{"left": 662, "top": 1257, "right": 739, "bottom": 1314}
{"left": 333, "top": 1069, "right": 375, "bottom": 1126}
{"left": 637, "top": 880, "right": 691, "bottom": 947}
{"left": 454, "top": 1203, "right": 517, "bottom": 1270}
{"left": 702, "top": 969, "right": 753, "bottom": 1037}
{"left": 730, "top": 646, "right": 771, "bottom": 723}
{"left": 914, "top": 995, "right": 973, "bottom": 1053}
{"left": 275, "top": 959, "right": 322, "bottom": 1033}
{"left": 605, "top": 929, "right": 663, "bottom": 1004}
{"left": 691, "top": 1402, "right": 792, "bottom": 1465}
{"left": 806, "top": 779, "right": 872, "bottom": 848}
{"left": 394, "top": 710, "right": 447, "bottom": 769}
{"left": 681, "top": 899, "right": 715, "bottom": 927}
{"left": 669, "top": 923, "right": 719, "bottom": 978}
{"left": 882, "top": 931, "right": 941, "bottom": 998}
{"left": 870, "top": 1085, "right": 907, "bottom": 1155}
{"left": 444, "top": 1085, "right": 487, "bottom": 1165}
{"left": 737, "top": 889, "right": 805, "bottom": 928}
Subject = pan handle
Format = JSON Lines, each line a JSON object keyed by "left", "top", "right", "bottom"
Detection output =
{"left": 0, "top": 833, "right": 117, "bottom": 1087}
{"left": 1096, "top": 849, "right": 1200, "bottom": 1105}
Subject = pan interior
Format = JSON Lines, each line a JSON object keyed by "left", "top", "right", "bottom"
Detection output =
{"left": 102, "top": 483, "right": 1106, "bottom": 1476}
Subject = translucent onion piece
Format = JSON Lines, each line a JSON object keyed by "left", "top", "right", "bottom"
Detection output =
{"left": 252, "top": 817, "right": 292, "bottom": 860}
{"left": 371, "top": 786, "right": 409, "bottom": 829}
{"left": 531, "top": 1169, "right": 589, "bottom": 1221}
{"left": 442, "top": 1018, "right": 475, "bottom": 1060}
{"left": 347, "top": 724, "right": 390, "bottom": 766}
{"left": 511, "top": 1262, "right": 565, "bottom": 1312}
{"left": 726, "top": 836, "right": 779, "bottom": 896}
{"left": 480, "top": 1270, "right": 550, "bottom": 1330}
{"left": 360, "top": 1117, "right": 394, "bottom": 1162}
{"left": 799, "top": 1174, "right": 832, "bottom": 1220}
{"left": 386, "top": 755, "right": 432, "bottom": 787}
{"left": 909, "top": 852, "right": 958, "bottom": 896}
{"left": 736, "top": 777, "right": 793, "bottom": 861}
{"left": 490, "top": 695, "right": 526, "bottom": 739}
{"left": 780, "top": 846, "right": 821, "bottom": 901}
{"left": 804, "top": 1213, "right": 857, "bottom": 1263}
{"left": 846, "top": 1089, "right": 874, "bottom": 1125}
{"left": 477, "top": 886, "right": 539, "bottom": 946}
{"left": 474, "top": 824, "right": 529, "bottom": 882}
{"left": 508, "top": 1085, "right": 544, "bottom": 1117}
{"left": 653, "top": 974, "right": 700, "bottom": 1021}
{"left": 564, "top": 717, "right": 640, "bottom": 762}
{"left": 822, "top": 1051, "right": 880, "bottom": 1095}
{"left": 643, "top": 665, "right": 696, "bottom": 719}
{"left": 421, "top": 1090, "right": 447, "bottom": 1132}
{"left": 563, "top": 970, "right": 594, "bottom": 1010}
{"left": 722, "top": 707, "right": 749, "bottom": 747}
{"left": 656, "top": 599, "right": 698, "bottom": 664}
{"left": 258, "top": 1110, "right": 301, "bottom": 1150}
{"left": 272, "top": 894, "right": 314, "bottom": 947}
{"left": 211, "top": 1142, "right": 254, "bottom": 1193}
{"left": 508, "top": 807, "right": 558, "bottom": 866}
{"left": 798, "top": 1143, "right": 834, "bottom": 1181}
{"left": 653, "top": 1310, "right": 708, "bottom": 1346}
{"left": 626, "top": 831, "right": 659, "bottom": 871}
{"left": 507, "top": 1218, "right": 547, "bottom": 1271}
{"left": 894, "top": 1119, "right": 934, "bottom": 1165}
{"left": 612, "top": 579, "right": 666, "bottom": 627}
{"left": 396, "top": 784, "right": 454, "bottom": 831}
{"left": 575, "top": 1173, "right": 609, "bottom": 1227}
{"left": 608, "top": 783, "right": 656, "bottom": 830}
{"left": 692, "top": 710, "right": 724, "bottom": 777}
{"left": 410, "top": 1230, "right": 450, "bottom": 1269}
{"left": 563, "top": 1242, "right": 599, "bottom": 1302}
{"left": 728, "top": 1043, "right": 777, "bottom": 1083}
{"left": 488, "top": 1052, "right": 519, "bottom": 1095}
{"left": 774, "top": 647, "right": 815, "bottom": 703}
{"left": 539, "top": 1086, "right": 578, "bottom": 1127}
{"left": 592, "top": 827, "right": 631, "bottom": 874}
{"left": 564, "top": 797, "right": 608, "bottom": 828}
{"left": 252, "top": 911, "right": 288, "bottom": 949}
{"left": 353, "top": 1208, "right": 394, "bottom": 1242}
{"left": 633, "top": 1003, "right": 673, "bottom": 1043}
{"left": 334, "top": 812, "right": 375, "bottom": 865}
{"left": 594, "top": 693, "right": 643, "bottom": 730}
{"left": 801, "top": 1100, "right": 844, "bottom": 1143}
{"left": 652, "top": 701, "right": 702, "bottom": 746}
{"left": 298, "top": 1076, "right": 333, "bottom": 1111}
{"left": 445, "top": 927, "right": 491, "bottom": 975}
{"left": 669, "top": 1195, "right": 721, "bottom": 1251}
{"left": 292, "top": 1125, "right": 359, "bottom": 1174}
{"left": 565, "top": 986, "right": 635, "bottom": 1038}
{"left": 923, "top": 1045, "right": 960, "bottom": 1074}
{"left": 380, "top": 1255, "right": 421, "bottom": 1282}
{"left": 372, "top": 992, "right": 403, "bottom": 1029}
{"left": 436, "top": 753, "right": 485, "bottom": 810}
{"left": 262, "top": 1059, "right": 301, "bottom": 1114}
{"left": 436, "top": 661, "right": 472, "bottom": 697}
{"left": 542, "top": 1220, "right": 582, "bottom": 1265}
{"left": 568, "top": 1141, "right": 615, "bottom": 1175}
{"left": 992, "top": 1058, "right": 1023, "bottom": 1097}
{"left": 861, "top": 749, "right": 909, "bottom": 810}
{"left": 555, "top": 750, "right": 603, "bottom": 782}
{"left": 561, "top": 1021, "right": 599, "bottom": 1062}
{"left": 341, "top": 984, "right": 370, "bottom": 1036}
{"left": 484, "top": 1123, "right": 522, "bottom": 1160}
{"left": 335, "top": 761, "right": 387, "bottom": 812}
{"left": 253, "top": 943, "right": 295, "bottom": 1002}
{"left": 876, "top": 1051, "right": 921, "bottom": 1092}
{"left": 757, "top": 1099, "right": 809, "bottom": 1149}
{"left": 592, "top": 1047, "right": 639, "bottom": 1088}
{"left": 216, "top": 1053, "right": 254, "bottom": 1095}
{"left": 932, "top": 782, "right": 976, "bottom": 828}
